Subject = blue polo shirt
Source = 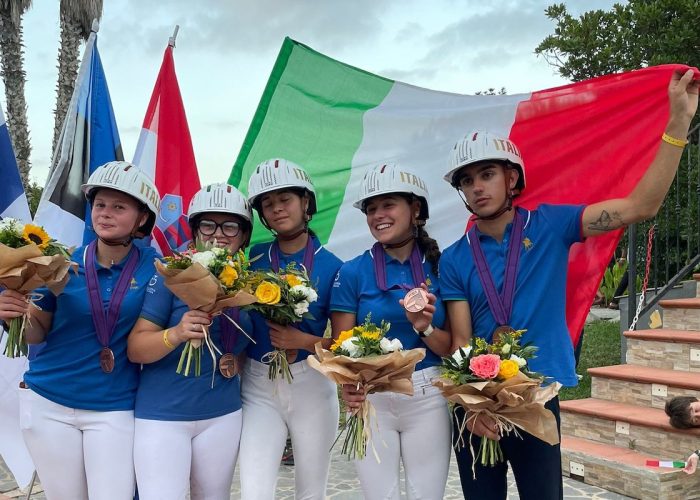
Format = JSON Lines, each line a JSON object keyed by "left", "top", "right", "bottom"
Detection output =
{"left": 246, "top": 236, "right": 343, "bottom": 364}
{"left": 24, "top": 245, "right": 158, "bottom": 411}
{"left": 135, "top": 273, "right": 251, "bottom": 421}
{"left": 330, "top": 246, "right": 446, "bottom": 371}
{"left": 440, "top": 204, "right": 585, "bottom": 387}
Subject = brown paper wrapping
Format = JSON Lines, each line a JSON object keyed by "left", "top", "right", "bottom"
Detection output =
{"left": 433, "top": 371, "right": 561, "bottom": 446}
{"left": 154, "top": 259, "right": 257, "bottom": 314}
{"left": 0, "top": 243, "right": 76, "bottom": 295}
{"left": 307, "top": 343, "right": 426, "bottom": 395}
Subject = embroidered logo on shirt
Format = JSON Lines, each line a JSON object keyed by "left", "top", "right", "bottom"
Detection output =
{"left": 523, "top": 237, "right": 534, "bottom": 251}
{"left": 130, "top": 278, "right": 139, "bottom": 290}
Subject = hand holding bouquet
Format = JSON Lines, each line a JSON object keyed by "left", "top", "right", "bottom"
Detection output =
{"left": 0, "top": 218, "right": 75, "bottom": 357}
{"left": 433, "top": 329, "right": 560, "bottom": 478}
{"left": 154, "top": 244, "right": 257, "bottom": 376}
{"left": 307, "top": 314, "right": 426, "bottom": 461}
{"left": 244, "top": 263, "right": 318, "bottom": 383}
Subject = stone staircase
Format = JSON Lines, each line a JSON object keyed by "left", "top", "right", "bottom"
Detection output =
{"left": 559, "top": 273, "right": 700, "bottom": 499}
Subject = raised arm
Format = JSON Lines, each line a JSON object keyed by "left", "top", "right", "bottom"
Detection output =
{"left": 582, "top": 69, "right": 699, "bottom": 238}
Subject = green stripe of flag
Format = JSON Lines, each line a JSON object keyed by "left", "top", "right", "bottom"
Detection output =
{"left": 229, "top": 37, "right": 394, "bottom": 246}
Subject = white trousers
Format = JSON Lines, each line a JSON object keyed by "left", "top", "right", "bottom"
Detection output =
{"left": 355, "top": 366, "right": 452, "bottom": 500}
{"left": 239, "top": 359, "right": 339, "bottom": 500}
{"left": 18, "top": 387, "right": 135, "bottom": 500}
{"left": 133, "top": 410, "right": 242, "bottom": 500}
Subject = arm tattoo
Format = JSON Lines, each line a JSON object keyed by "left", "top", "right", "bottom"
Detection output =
{"left": 587, "top": 210, "right": 625, "bottom": 232}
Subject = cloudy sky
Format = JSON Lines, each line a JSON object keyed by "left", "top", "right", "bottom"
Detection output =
{"left": 2, "top": 0, "right": 620, "bottom": 186}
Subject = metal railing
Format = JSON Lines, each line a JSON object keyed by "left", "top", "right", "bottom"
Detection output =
{"left": 626, "top": 123, "right": 700, "bottom": 328}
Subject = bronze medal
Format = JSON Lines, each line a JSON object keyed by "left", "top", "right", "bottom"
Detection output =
{"left": 219, "top": 353, "right": 238, "bottom": 379}
{"left": 492, "top": 325, "right": 516, "bottom": 344}
{"left": 100, "top": 347, "right": 115, "bottom": 373}
{"left": 404, "top": 288, "right": 428, "bottom": 313}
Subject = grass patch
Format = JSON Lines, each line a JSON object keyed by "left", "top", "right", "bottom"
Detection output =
{"left": 560, "top": 320, "right": 621, "bottom": 401}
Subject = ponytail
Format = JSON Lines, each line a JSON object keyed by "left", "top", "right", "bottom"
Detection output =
{"left": 415, "top": 225, "right": 440, "bottom": 276}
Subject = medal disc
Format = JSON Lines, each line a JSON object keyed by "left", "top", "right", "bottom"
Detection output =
{"left": 404, "top": 288, "right": 428, "bottom": 313}
{"left": 99, "top": 347, "right": 115, "bottom": 373}
{"left": 492, "top": 325, "right": 516, "bottom": 344}
{"left": 219, "top": 353, "right": 238, "bottom": 379}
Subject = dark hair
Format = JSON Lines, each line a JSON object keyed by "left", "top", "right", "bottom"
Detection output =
{"left": 665, "top": 396, "right": 698, "bottom": 429}
{"left": 415, "top": 225, "right": 440, "bottom": 276}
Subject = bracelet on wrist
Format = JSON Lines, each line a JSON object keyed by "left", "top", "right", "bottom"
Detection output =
{"left": 661, "top": 132, "right": 688, "bottom": 148}
{"left": 693, "top": 449, "right": 700, "bottom": 458}
{"left": 163, "top": 328, "right": 175, "bottom": 349}
{"left": 413, "top": 324, "right": 434, "bottom": 338}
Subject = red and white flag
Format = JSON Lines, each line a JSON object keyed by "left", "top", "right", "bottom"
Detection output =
{"left": 133, "top": 42, "right": 200, "bottom": 256}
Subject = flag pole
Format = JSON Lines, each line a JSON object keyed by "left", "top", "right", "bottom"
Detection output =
{"left": 169, "top": 25, "right": 180, "bottom": 48}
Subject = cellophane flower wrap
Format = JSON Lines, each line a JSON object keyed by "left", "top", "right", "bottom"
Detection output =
{"left": 307, "top": 314, "right": 426, "bottom": 461}
{"left": 154, "top": 243, "right": 257, "bottom": 377}
{"left": 0, "top": 218, "right": 76, "bottom": 358}
{"left": 243, "top": 263, "right": 318, "bottom": 383}
{"left": 433, "top": 329, "right": 560, "bottom": 478}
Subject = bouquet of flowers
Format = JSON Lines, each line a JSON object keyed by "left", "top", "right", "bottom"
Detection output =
{"left": 244, "top": 263, "right": 318, "bottom": 383}
{"left": 0, "top": 218, "right": 75, "bottom": 357}
{"left": 433, "top": 329, "right": 560, "bottom": 478}
{"left": 154, "top": 244, "right": 257, "bottom": 377}
{"left": 307, "top": 314, "right": 426, "bottom": 461}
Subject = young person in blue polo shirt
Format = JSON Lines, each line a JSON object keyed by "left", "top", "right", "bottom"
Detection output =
{"left": 238, "top": 159, "right": 343, "bottom": 499}
{"left": 333, "top": 164, "right": 453, "bottom": 500}
{"left": 0, "top": 161, "right": 160, "bottom": 500}
{"left": 439, "top": 69, "right": 699, "bottom": 500}
{"left": 127, "top": 183, "right": 253, "bottom": 500}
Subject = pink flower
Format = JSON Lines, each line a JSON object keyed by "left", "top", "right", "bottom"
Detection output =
{"left": 469, "top": 354, "right": 501, "bottom": 379}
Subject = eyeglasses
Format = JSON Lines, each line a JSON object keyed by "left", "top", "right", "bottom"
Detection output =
{"left": 197, "top": 220, "right": 242, "bottom": 237}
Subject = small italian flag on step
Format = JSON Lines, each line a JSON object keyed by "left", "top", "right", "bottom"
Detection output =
{"left": 646, "top": 459, "right": 686, "bottom": 468}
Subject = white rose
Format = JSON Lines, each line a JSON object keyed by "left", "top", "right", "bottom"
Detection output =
{"left": 380, "top": 337, "right": 393, "bottom": 354}
{"left": 389, "top": 338, "right": 403, "bottom": 351}
{"left": 341, "top": 338, "right": 359, "bottom": 357}
{"left": 501, "top": 344, "right": 511, "bottom": 355}
{"left": 191, "top": 250, "right": 215, "bottom": 269}
{"left": 293, "top": 300, "right": 309, "bottom": 317}
{"left": 510, "top": 354, "right": 527, "bottom": 368}
{"left": 452, "top": 345, "right": 471, "bottom": 364}
{"left": 291, "top": 284, "right": 318, "bottom": 303}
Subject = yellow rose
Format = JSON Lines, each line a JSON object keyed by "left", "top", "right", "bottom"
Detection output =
{"left": 218, "top": 265, "right": 239, "bottom": 287}
{"left": 498, "top": 359, "right": 519, "bottom": 380}
{"left": 284, "top": 274, "right": 302, "bottom": 287}
{"left": 331, "top": 329, "right": 354, "bottom": 351}
{"left": 255, "top": 281, "right": 281, "bottom": 304}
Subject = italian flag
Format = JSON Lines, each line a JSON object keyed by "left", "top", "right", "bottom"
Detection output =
{"left": 229, "top": 37, "right": 693, "bottom": 345}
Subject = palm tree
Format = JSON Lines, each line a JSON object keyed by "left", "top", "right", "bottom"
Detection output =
{"left": 52, "top": 0, "right": 103, "bottom": 152}
{"left": 0, "top": 0, "right": 33, "bottom": 188}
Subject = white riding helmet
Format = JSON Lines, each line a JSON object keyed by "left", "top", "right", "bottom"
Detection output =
{"left": 82, "top": 161, "right": 160, "bottom": 237}
{"left": 444, "top": 130, "right": 526, "bottom": 191}
{"left": 247, "top": 158, "right": 316, "bottom": 215}
{"left": 354, "top": 163, "right": 430, "bottom": 220}
{"left": 188, "top": 183, "right": 252, "bottom": 223}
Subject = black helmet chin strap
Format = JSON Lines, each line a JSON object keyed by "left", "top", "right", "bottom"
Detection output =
{"left": 455, "top": 173, "right": 515, "bottom": 221}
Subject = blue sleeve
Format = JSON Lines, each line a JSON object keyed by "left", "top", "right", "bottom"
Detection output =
{"left": 232, "top": 310, "right": 253, "bottom": 355}
{"left": 139, "top": 273, "right": 174, "bottom": 328}
{"left": 539, "top": 204, "right": 585, "bottom": 247}
{"left": 329, "top": 261, "right": 358, "bottom": 314}
{"left": 34, "top": 285, "right": 57, "bottom": 312}
{"left": 439, "top": 248, "right": 467, "bottom": 301}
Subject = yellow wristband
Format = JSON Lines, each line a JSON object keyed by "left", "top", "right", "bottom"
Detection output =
{"left": 661, "top": 132, "right": 688, "bottom": 148}
{"left": 163, "top": 329, "right": 175, "bottom": 349}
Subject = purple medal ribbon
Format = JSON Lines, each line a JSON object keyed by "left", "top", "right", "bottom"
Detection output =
{"left": 468, "top": 210, "right": 525, "bottom": 326}
{"left": 220, "top": 307, "right": 240, "bottom": 354}
{"left": 270, "top": 235, "right": 315, "bottom": 274}
{"left": 372, "top": 242, "right": 426, "bottom": 292}
{"left": 85, "top": 240, "right": 140, "bottom": 349}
